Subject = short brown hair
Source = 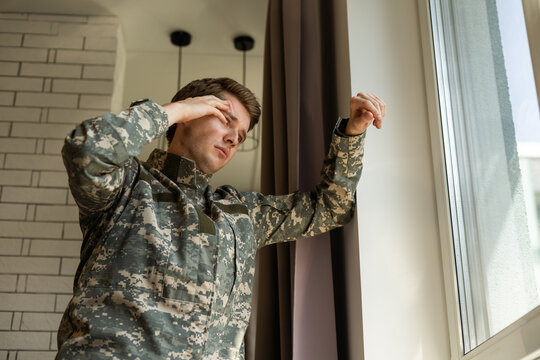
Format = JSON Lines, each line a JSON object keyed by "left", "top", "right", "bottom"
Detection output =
{"left": 166, "top": 77, "right": 261, "bottom": 144}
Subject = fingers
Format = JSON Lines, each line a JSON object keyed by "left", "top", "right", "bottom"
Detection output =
{"left": 362, "top": 109, "right": 374, "bottom": 120}
{"left": 354, "top": 92, "right": 385, "bottom": 120}
{"left": 198, "top": 96, "right": 230, "bottom": 124}
{"left": 345, "top": 92, "right": 386, "bottom": 134}
{"left": 370, "top": 93, "right": 386, "bottom": 117}
{"left": 175, "top": 95, "right": 231, "bottom": 125}
{"left": 202, "top": 95, "right": 231, "bottom": 125}
{"left": 204, "top": 95, "right": 230, "bottom": 111}
{"left": 351, "top": 94, "right": 379, "bottom": 121}
{"left": 349, "top": 92, "right": 386, "bottom": 132}
{"left": 213, "top": 108, "right": 228, "bottom": 125}
{"left": 197, "top": 95, "right": 230, "bottom": 119}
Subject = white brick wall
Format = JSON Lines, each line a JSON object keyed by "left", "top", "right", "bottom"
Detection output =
{"left": 0, "top": 12, "right": 118, "bottom": 357}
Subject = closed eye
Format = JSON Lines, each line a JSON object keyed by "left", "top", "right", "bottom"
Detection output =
{"left": 222, "top": 111, "right": 246, "bottom": 144}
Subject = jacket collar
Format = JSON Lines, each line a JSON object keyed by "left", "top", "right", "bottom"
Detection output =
{"left": 145, "top": 149, "right": 212, "bottom": 189}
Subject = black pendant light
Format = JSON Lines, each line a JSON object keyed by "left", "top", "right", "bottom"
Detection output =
{"left": 170, "top": 30, "right": 192, "bottom": 90}
{"left": 234, "top": 35, "right": 254, "bottom": 86}
{"left": 233, "top": 35, "right": 259, "bottom": 152}
{"left": 158, "top": 30, "right": 191, "bottom": 151}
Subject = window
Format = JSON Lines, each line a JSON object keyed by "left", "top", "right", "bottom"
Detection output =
{"left": 425, "top": 0, "right": 540, "bottom": 357}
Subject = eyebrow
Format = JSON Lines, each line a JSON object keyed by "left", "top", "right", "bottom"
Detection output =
{"left": 223, "top": 110, "right": 247, "bottom": 141}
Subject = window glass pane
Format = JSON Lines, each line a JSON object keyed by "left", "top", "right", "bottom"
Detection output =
{"left": 429, "top": 0, "right": 540, "bottom": 353}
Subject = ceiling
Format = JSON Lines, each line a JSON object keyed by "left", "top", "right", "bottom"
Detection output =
{"left": 0, "top": 0, "right": 268, "bottom": 55}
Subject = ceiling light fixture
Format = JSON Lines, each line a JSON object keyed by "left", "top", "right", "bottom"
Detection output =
{"left": 170, "top": 30, "right": 192, "bottom": 89}
{"left": 156, "top": 30, "right": 192, "bottom": 150}
{"left": 233, "top": 35, "right": 259, "bottom": 152}
{"left": 234, "top": 35, "right": 254, "bottom": 86}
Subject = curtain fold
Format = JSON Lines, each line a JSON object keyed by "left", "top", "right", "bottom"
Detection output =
{"left": 246, "top": 0, "right": 358, "bottom": 359}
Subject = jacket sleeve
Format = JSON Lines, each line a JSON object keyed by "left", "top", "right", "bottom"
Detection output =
{"left": 242, "top": 118, "right": 366, "bottom": 249}
{"left": 62, "top": 100, "right": 169, "bottom": 215}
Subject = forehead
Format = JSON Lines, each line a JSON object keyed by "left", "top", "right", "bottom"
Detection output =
{"left": 219, "top": 92, "right": 251, "bottom": 131}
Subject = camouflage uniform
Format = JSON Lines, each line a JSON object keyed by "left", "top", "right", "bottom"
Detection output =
{"left": 57, "top": 99, "right": 366, "bottom": 360}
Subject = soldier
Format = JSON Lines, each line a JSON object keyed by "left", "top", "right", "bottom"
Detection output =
{"left": 56, "top": 77, "right": 385, "bottom": 360}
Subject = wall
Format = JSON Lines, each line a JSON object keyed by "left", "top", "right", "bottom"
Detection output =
{"left": 0, "top": 12, "right": 119, "bottom": 359}
{"left": 346, "top": 0, "right": 451, "bottom": 358}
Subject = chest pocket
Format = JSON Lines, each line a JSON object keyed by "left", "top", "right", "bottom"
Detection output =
{"left": 155, "top": 191, "right": 217, "bottom": 306}
{"left": 211, "top": 202, "right": 255, "bottom": 313}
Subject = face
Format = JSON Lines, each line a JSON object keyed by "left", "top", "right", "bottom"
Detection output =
{"left": 169, "top": 92, "right": 251, "bottom": 174}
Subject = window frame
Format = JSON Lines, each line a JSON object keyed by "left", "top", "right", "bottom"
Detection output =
{"left": 417, "top": 0, "right": 540, "bottom": 358}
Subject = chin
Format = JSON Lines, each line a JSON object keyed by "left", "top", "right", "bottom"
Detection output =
{"left": 199, "top": 163, "right": 221, "bottom": 175}
{"left": 199, "top": 155, "right": 229, "bottom": 174}
{"left": 209, "top": 164, "right": 225, "bottom": 174}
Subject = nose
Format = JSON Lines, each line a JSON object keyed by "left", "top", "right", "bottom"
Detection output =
{"left": 224, "top": 128, "right": 239, "bottom": 146}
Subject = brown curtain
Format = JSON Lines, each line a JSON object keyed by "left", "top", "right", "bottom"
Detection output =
{"left": 245, "top": 0, "right": 360, "bottom": 359}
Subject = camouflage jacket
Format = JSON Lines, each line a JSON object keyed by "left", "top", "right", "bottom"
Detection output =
{"left": 56, "top": 100, "right": 366, "bottom": 360}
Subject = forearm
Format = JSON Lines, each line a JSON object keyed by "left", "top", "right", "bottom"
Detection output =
{"left": 161, "top": 95, "right": 231, "bottom": 128}
{"left": 63, "top": 100, "right": 168, "bottom": 212}
{"left": 249, "top": 120, "right": 366, "bottom": 248}
{"left": 309, "top": 128, "right": 366, "bottom": 229}
{"left": 162, "top": 101, "right": 185, "bottom": 127}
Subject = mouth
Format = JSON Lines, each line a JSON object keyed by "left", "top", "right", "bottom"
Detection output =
{"left": 215, "top": 146, "right": 228, "bottom": 159}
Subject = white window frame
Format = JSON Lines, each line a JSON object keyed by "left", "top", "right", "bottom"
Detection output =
{"left": 417, "top": 0, "right": 540, "bottom": 359}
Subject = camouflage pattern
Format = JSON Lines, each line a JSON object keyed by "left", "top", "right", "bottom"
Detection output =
{"left": 57, "top": 99, "right": 366, "bottom": 360}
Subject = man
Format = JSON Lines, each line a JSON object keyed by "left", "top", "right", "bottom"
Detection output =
{"left": 57, "top": 77, "right": 385, "bottom": 360}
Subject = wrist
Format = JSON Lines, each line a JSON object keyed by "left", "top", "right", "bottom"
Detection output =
{"left": 162, "top": 102, "right": 184, "bottom": 127}
{"left": 344, "top": 123, "right": 367, "bottom": 136}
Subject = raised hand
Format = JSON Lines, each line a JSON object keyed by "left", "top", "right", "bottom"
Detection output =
{"left": 345, "top": 92, "right": 386, "bottom": 135}
{"left": 162, "top": 95, "right": 230, "bottom": 127}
